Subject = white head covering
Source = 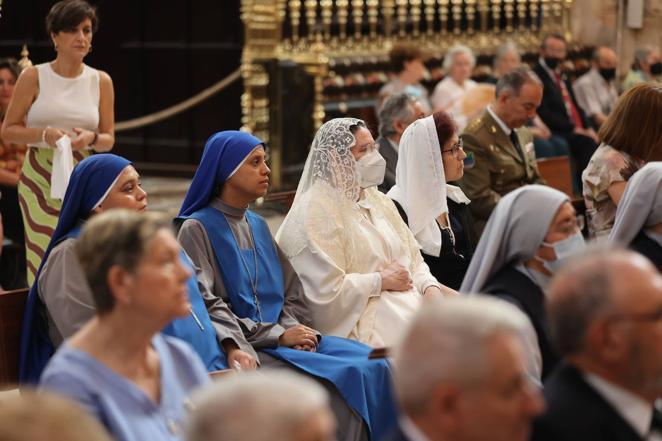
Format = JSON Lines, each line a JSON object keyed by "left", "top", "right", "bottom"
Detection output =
{"left": 276, "top": 117, "right": 419, "bottom": 266}
{"left": 387, "top": 115, "right": 470, "bottom": 256}
{"left": 609, "top": 163, "right": 662, "bottom": 245}
{"left": 460, "top": 185, "right": 569, "bottom": 293}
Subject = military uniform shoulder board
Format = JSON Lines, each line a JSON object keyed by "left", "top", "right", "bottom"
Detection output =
{"left": 465, "top": 117, "right": 483, "bottom": 132}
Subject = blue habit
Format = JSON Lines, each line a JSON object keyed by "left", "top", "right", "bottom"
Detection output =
{"left": 19, "top": 154, "right": 226, "bottom": 385}
{"left": 179, "top": 206, "right": 397, "bottom": 440}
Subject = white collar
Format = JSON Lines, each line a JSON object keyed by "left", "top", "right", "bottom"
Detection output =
{"left": 447, "top": 184, "right": 471, "bottom": 204}
{"left": 584, "top": 372, "right": 653, "bottom": 437}
{"left": 487, "top": 105, "right": 512, "bottom": 136}
{"left": 399, "top": 415, "right": 432, "bottom": 441}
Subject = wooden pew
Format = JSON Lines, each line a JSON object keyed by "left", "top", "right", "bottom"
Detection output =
{"left": 262, "top": 190, "right": 297, "bottom": 212}
{"left": 536, "top": 156, "right": 574, "bottom": 197}
{"left": 0, "top": 288, "right": 27, "bottom": 390}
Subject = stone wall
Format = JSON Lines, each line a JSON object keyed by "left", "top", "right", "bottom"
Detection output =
{"left": 570, "top": 0, "right": 662, "bottom": 74}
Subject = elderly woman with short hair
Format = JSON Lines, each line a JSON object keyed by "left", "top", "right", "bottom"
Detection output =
{"left": 40, "top": 210, "right": 210, "bottom": 441}
{"left": 431, "top": 44, "right": 478, "bottom": 130}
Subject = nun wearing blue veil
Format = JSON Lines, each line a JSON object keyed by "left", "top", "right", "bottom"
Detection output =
{"left": 176, "top": 131, "right": 397, "bottom": 441}
{"left": 19, "top": 153, "right": 227, "bottom": 384}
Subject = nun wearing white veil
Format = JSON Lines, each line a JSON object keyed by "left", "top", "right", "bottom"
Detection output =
{"left": 276, "top": 118, "right": 454, "bottom": 348}
{"left": 460, "top": 185, "right": 585, "bottom": 379}
{"left": 609, "top": 163, "right": 662, "bottom": 272}
{"left": 388, "top": 111, "right": 475, "bottom": 290}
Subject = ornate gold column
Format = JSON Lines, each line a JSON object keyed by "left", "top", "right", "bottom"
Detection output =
{"left": 241, "top": 0, "right": 283, "bottom": 186}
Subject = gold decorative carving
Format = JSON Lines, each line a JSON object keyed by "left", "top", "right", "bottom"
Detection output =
{"left": 491, "top": 0, "right": 502, "bottom": 36}
{"left": 439, "top": 0, "right": 450, "bottom": 36}
{"left": 410, "top": 0, "right": 422, "bottom": 37}
{"left": 396, "top": 0, "right": 408, "bottom": 38}
{"left": 240, "top": 0, "right": 574, "bottom": 187}
{"left": 18, "top": 44, "right": 33, "bottom": 70}
{"left": 451, "top": 0, "right": 462, "bottom": 36}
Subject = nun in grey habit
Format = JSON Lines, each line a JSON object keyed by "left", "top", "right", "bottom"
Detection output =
{"left": 609, "top": 162, "right": 662, "bottom": 272}
{"left": 460, "top": 184, "right": 578, "bottom": 380}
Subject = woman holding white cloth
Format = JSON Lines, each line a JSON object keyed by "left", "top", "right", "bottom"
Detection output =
{"left": 1, "top": 0, "right": 114, "bottom": 285}
{"left": 388, "top": 111, "right": 475, "bottom": 290}
{"left": 276, "top": 118, "right": 455, "bottom": 348}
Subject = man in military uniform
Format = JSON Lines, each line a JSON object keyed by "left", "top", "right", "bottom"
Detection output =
{"left": 459, "top": 67, "right": 545, "bottom": 235}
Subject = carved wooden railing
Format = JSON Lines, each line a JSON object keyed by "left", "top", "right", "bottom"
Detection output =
{"left": 240, "top": 0, "right": 575, "bottom": 188}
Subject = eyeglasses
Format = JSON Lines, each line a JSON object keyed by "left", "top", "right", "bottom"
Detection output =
{"left": 441, "top": 139, "right": 464, "bottom": 157}
{"left": 607, "top": 307, "right": 662, "bottom": 324}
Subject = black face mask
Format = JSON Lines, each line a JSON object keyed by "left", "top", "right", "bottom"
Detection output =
{"left": 544, "top": 57, "right": 561, "bottom": 70}
{"left": 651, "top": 62, "right": 662, "bottom": 76}
{"left": 599, "top": 67, "right": 616, "bottom": 81}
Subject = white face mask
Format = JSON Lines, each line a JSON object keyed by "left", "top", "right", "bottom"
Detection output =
{"left": 535, "top": 231, "right": 586, "bottom": 273}
{"left": 356, "top": 150, "right": 386, "bottom": 189}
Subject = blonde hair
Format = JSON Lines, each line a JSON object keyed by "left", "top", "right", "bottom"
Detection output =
{"left": 0, "top": 390, "right": 113, "bottom": 441}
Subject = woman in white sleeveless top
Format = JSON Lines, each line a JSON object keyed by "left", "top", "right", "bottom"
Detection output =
{"left": 1, "top": 0, "right": 114, "bottom": 285}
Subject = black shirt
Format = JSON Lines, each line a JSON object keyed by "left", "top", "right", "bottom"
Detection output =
{"left": 393, "top": 197, "right": 475, "bottom": 290}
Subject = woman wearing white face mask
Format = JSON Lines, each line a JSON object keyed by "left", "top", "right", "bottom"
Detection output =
{"left": 276, "top": 118, "right": 455, "bottom": 347}
{"left": 460, "top": 184, "right": 585, "bottom": 379}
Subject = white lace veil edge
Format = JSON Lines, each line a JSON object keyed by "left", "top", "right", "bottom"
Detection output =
{"left": 275, "top": 118, "right": 364, "bottom": 262}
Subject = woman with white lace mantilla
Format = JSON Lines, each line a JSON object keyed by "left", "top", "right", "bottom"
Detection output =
{"left": 176, "top": 131, "right": 398, "bottom": 441}
{"left": 276, "top": 118, "right": 456, "bottom": 348}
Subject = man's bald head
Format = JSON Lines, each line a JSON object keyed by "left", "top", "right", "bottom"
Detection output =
{"left": 547, "top": 248, "right": 660, "bottom": 356}
{"left": 593, "top": 46, "right": 617, "bottom": 69}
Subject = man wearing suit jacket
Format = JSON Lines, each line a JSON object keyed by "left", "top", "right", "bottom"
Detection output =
{"left": 383, "top": 297, "right": 544, "bottom": 441}
{"left": 533, "top": 33, "right": 599, "bottom": 183}
{"left": 533, "top": 248, "right": 662, "bottom": 441}
{"left": 459, "top": 67, "right": 545, "bottom": 236}
{"left": 376, "top": 93, "right": 425, "bottom": 193}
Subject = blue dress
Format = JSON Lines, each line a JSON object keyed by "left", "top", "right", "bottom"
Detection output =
{"left": 40, "top": 334, "right": 210, "bottom": 441}
{"left": 178, "top": 205, "right": 398, "bottom": 441}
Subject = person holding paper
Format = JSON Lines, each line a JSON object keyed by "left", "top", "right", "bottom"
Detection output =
{"left": 1, "top": 0, "right": 115, "bottom": 285}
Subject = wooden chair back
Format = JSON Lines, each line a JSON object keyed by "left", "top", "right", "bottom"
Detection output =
{"left": 536, "top": 156, "right": 574, "bottom": 197}
{"left": 0, "top": 288, "right": 27, "bottom": 389}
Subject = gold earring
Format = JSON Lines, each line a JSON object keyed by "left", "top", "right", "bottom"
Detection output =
{"left": 88, "top": 44, "right": 92, "bottom": 54}
{"left": 54, "top": 43, "right": 58, "bottom": 51}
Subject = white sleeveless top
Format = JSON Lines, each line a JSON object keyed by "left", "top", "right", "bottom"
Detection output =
{"left": 26, "top": 63, "right": 100, "bottom": 148}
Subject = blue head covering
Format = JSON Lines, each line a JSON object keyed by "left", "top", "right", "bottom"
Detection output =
{"left": 179, "top": 131, "right": 264, "bottom": 216}
{"left": 19, "top": 154, "right": 131, "bottom": 384}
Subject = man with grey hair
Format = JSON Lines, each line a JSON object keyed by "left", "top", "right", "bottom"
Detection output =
{"left": 188, "top": 371, "right": 336, "bottom": 441}
{"left": 487, "top": 41, "right": 521, "bottom": 83}
{"left": 532, "top": 248, "right": 662, "bottom": 441}
{"left": 385, "top": 296, "right": 544, "bottom": 441}
{"left": 572, "top": 46, "right": 619, "bottom": 128}
{"left": 377, "top": 93, "right": 425, "bottom": 193}
{"left": 459, "top": 67, "right": 545, "bottom": 235}
{"left": 622, "top": 46, "right": 661, "bottom": 91}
